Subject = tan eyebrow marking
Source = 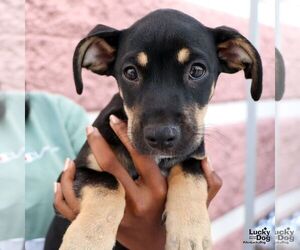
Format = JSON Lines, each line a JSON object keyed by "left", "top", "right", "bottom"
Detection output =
{"left": 137, "top": 52, "right": 148, "bottom": 67}
{"left": 177, "top": 48, "right": 190, "bottom": 64}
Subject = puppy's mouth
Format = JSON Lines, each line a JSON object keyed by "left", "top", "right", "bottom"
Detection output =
{"left": 130, "top": 130, "right": 204, "bottom": 159}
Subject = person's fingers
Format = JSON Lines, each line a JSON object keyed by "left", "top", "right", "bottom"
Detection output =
{"left": 207, "top": 172, "right": 222, "bottom": 206}
{"left": 60, "top": 159, "right": 80, "bottom": 214}
{"left": 86, "top": 126, "right": 139, "bottom": 202}
{"left": 109, "top": 115, "right": 137, "bottom": 155}
{"left": 201, "top": 157, "right": 223, "bottom": 206}
{"left": 201, "top": 157, "right": 214, "bottom": 176}
{"left": 86, "top": 125, "right": 122, "bottom": 172}
{"left": 109, "top": 115, "right": 165, "bottom": 187}
{"left": 54, "top": 182, "right": 77, "bottom": 221}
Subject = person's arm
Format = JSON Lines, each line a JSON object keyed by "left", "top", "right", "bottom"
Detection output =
{"left": 54, "top": 116, "right": 222, "bottom": 250}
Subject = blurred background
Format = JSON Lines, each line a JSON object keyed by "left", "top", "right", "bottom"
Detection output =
{"left": 0, "top": 0, "right": 299, "bottom": 249}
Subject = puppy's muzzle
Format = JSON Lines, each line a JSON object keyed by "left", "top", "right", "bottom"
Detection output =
{"left": 144, "top": 124, "right": 181, "bottom": 150}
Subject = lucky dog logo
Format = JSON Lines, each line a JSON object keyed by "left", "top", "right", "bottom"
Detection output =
{"left": 276, "top": 227, "right": 295, "bottom": 244}
{"left": 243, "top": 227, "right": 271, "bottom": 244}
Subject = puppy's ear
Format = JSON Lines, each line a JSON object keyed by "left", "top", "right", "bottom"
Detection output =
{"left": 213, "top": 26, "right": 263, "bottom": 101}
{"left": 73, "top": 25, "right": 120, "bottom": 94}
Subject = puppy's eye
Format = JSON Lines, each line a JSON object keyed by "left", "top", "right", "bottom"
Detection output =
{"left": 123, "top": 66, "right": 138, "bottom": 81}
{"left": 189, "top": 64, "right": 206, "bottom": 79}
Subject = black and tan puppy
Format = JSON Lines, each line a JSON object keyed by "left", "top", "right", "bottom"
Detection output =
{"left": 45, "top": 9, "right": 262, "bottom": 250}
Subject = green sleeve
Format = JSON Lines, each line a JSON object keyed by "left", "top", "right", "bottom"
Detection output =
{"left": 57, "top": 95, "right": 90, "bottom": 154}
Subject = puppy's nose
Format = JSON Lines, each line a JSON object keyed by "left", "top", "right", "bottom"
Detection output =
{"left": 144, "top": 125, "right": 180, "bottom": 149}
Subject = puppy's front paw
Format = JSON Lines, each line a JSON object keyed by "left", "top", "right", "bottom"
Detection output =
{"left": 165, "top": 165, "right": 212, "bottom": 250}
{"left": 60, "top": 185, "right": 125, "bottom": 250}
{"left": 164, "top": 210, "right": 212, "bottom": 250}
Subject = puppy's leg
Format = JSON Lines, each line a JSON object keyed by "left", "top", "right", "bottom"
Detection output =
{"left": 60, "top": 183, "right": 125, "bottom": 250}
{"left": 165, "top": 162, "right": 212, "bottom": 250}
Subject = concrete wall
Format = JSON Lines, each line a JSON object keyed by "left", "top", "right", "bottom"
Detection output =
{"left": 0, "top": 0, "right": 24, "bottom": 90}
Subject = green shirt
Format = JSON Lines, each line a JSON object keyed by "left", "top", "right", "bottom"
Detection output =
{"left": 0, "top": 92, "right": 25, "bottom": 242}
{"left": 25, "top": 92, "right": 89, "bottom": 240}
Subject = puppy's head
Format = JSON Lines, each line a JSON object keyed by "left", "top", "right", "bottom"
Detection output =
{"left": 73, "top": 9, "right": 263, "bottom": 158}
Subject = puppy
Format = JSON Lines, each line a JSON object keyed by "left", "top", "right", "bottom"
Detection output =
{"left": 45, "top": 9, "right": 263, "bottom": 250}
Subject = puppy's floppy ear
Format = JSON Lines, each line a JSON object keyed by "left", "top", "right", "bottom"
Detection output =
{"left": 213, "top": 26, "right": 263, "bottom": 101}
{"left": 73, "top": 25, "right": 120, "bottom": 94}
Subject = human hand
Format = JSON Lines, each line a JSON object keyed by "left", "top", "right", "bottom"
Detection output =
{"left": 54, "top": 159, "right": 80, "bottom": 221}
{"left": 201, "top": 157, "right": 223, "bottom": 207}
